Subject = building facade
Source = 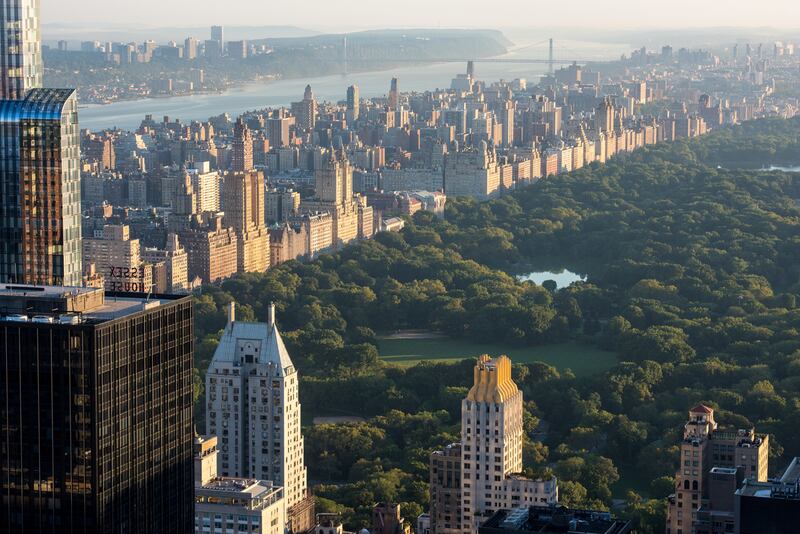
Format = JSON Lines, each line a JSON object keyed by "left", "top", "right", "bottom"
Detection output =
{"left": 194, "top": 434, "right": 286, "bottom": 534}
{"left": 0, "top": 0, "right": 43, "bottom": 99}
{"left": 205, "top": 303, "right": 313, "bottom": 531}
{"left": 429, "top": 356, "right": 558, "bottom": 534}
{"left": 0, "top": 285, "right": 194, "bottom": 533}
{"left": 0, "top": 88, "right": 82, "bottom": 286}
{"left": 666, "top": 405, "right": 769, "bottom": 534}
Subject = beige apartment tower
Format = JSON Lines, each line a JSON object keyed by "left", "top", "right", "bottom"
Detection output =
{"left": 430, "top": 356, "right": 558, "bottom": 534}
{"left": 223, "top": 170, "right": 270, "bottom": 273}
{"left": 665, "top": 404, "right": 769, "bottom": 534}
{"left": 205, "top": 303, "right": 313, "bottom": 532}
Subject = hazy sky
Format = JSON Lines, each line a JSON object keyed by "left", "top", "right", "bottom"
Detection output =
{"left": 44, "top": 0, "right": 800, "bottom": 30}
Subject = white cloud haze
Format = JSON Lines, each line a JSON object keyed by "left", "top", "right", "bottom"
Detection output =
{"left": 44, "top": 0, "right": 800, "bottom": 30}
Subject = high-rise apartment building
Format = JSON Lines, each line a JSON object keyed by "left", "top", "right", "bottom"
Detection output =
{"left": 82, "top": 224, "right": 154, "bottom": 292}
{"left": 347, "top": 84, "right": 360, "bottom": 122}
{"left": 389, "top": 77, "right": 399, "bottom": 110}
{"left": 0, "top": 0, "right": 43, "bottom": 99}
{"left": 460, "top": 356, "right": 558, "bottom": 533}
{"left": 185, "top": 36, "right": 199, "bottom": 59}
{"left": 267, "top": 111, "right": 292, "bottom": 148}
{"left": 596, "top": 98, "right": 615, "bottom": 133}
{"left": 301, "top": 149, "right": 374, "bottom": 247}
{"left": 665, "top": 405, "right": 769, "bottom": 534}
{"left": 228, "top": 40, "right": 248, "bottom": 59}
{"left": 444, "top": 142, "right": 502, "bottom": 200}
{"left": 430, "top": 444, "right": 463, "bottom": 534}
{"left": 222, "top": 170, "right": 270, "bottom": 273}
{"left": 292, "top": 85, "right": 317, "bottom": 131}
{"left": 189, "top": 162, "right": 221, "bottom": 212}
{"left": 211, "top": 25, "right": 224, "bottom": 49}
{"left": 205, "top": 303, "right": 314, "bottom": 532}
{"left": 179, "top": 213, "right": 239, "bottom": 284}
{"left": 232, "top": 117, "right": 254, "bottom": 172}
{"left": 141, "top": 233, "right": 190, "bottom": 293}
{"left": 429, "top": 356, "right": 558, "bottom": 534}
{"left": 0, "top": 285, "right": 195, "bottom": 533}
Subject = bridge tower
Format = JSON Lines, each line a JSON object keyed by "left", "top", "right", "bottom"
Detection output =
{"left": 548, "top": 38, "right": 554, "bottom": 75}
{"left": 343, "top": 35, "right": 348, "bottom": 76}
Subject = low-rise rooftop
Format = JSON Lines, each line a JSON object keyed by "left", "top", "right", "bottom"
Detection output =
{"left": 479, "top": 506, "right": 632, "bottom": 534}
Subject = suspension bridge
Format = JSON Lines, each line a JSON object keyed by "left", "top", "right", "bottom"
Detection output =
{"left": 339, "top": 38, "right": 598, "bottom": 76}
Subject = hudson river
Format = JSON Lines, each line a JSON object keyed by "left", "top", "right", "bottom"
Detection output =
{"left": 77, "top": 39, "right": 630, "bottom": 131}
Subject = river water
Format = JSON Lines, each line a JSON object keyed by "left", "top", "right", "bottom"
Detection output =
{"left": 77, "top": 39, "right": 630, "bottom": 131}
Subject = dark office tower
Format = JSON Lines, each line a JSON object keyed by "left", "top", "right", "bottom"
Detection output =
{"left": 467, "top": 60, "right": 475, "bottom": 79}
{"left": 0, "top": 285, "right": 195, "bottom": 533}
{"left": 347, "top": 84, "right": 360, "bottom": 122}
{"left": 0, "top": 88, "right": 83, "bottom": 286}
{"left": 231, "top": 117, "right": 254, "bottom": 172}
{"left": 389, "top": 77, "right": 399, "bottom": 110}
{"left": 0, "top": 0, "right": 43, "bottom": 100}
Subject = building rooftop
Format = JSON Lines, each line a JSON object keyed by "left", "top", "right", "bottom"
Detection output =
{"left": 0, "top": 284, "right": 184, "bottom": 325}
{"left": 690, "top": 404, "right": 714, "bottom": 414}
{"left": 209, "top": 302, "right": 294, "bottom": 375}
{"left": 196, "top": 477, "right": 284, "bottom": 510}
{"left": 736, "top": 458, "right": 800, "bottom": 500}
{"left": 479, "top": 506, "right": 632, "bottom": 534}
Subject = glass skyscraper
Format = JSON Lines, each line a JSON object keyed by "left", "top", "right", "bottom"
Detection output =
{"left": 0, "top": 0, "right": 82, "bottom": 286}
{"left": 0, "top": 0, "right": 43, "bottom": 100}
{"left": 0, "top": 88, "right": 83, "bottom": 286}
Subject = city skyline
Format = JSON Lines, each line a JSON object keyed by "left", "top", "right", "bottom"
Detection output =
{"left": 43, "top": 0, "right": 800, "bottom": 30}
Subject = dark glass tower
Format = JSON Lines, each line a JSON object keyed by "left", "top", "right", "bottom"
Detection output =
{"left": 0, "top": 286, "right": 195, "bottom": 533}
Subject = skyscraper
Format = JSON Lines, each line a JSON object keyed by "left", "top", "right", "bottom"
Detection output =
{"left": 205, "top": 303, "right": 314, "bottom": 531}
{"left": 429, "top": 356, "right": 558, "bottom": 534}
{"left": 389, "top": 77, "right": 399, "bottom": 110}
{"left": 185, "top": 36, "right": 199, "bottom": 60}
{"left": 291, "top": 85, "right": 317, "bottom": 131}
{"left": 347, "top": 84, "right": 360, "bottom": 122}
{"left": 0, "top": 0, "right": 43, "bottom": 100}
{"left": 232, "top": 117, "right": 254, "bottom": 172}
{"left": 0, "top": 88, "right": 82, "bottom": 286}
{"left": 211, "top": 25, "right": 224, "bottom": 48}
{"left": 0, "top": 0, "right": 82, "bottom": 287}
{"left": 222, "top": 170, "right": 270, "bottom": 273}
{"left": 0, "top": 285, "right": 195, "bottom": 533}
{"left": 665, "top": 405, "right": 769, "bottom": 534}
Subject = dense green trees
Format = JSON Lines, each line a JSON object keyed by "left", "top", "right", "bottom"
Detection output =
{"left": 193, "top": 117, "right": 800, "bottom": 531}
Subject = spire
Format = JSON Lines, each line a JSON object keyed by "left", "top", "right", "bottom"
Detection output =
{"left": 268, "top": 302, "right": 276, "bottom": 327}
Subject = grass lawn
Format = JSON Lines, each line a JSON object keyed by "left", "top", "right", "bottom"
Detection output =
{"left": 378, "top": 337, "right": 617, "bottom": 377}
